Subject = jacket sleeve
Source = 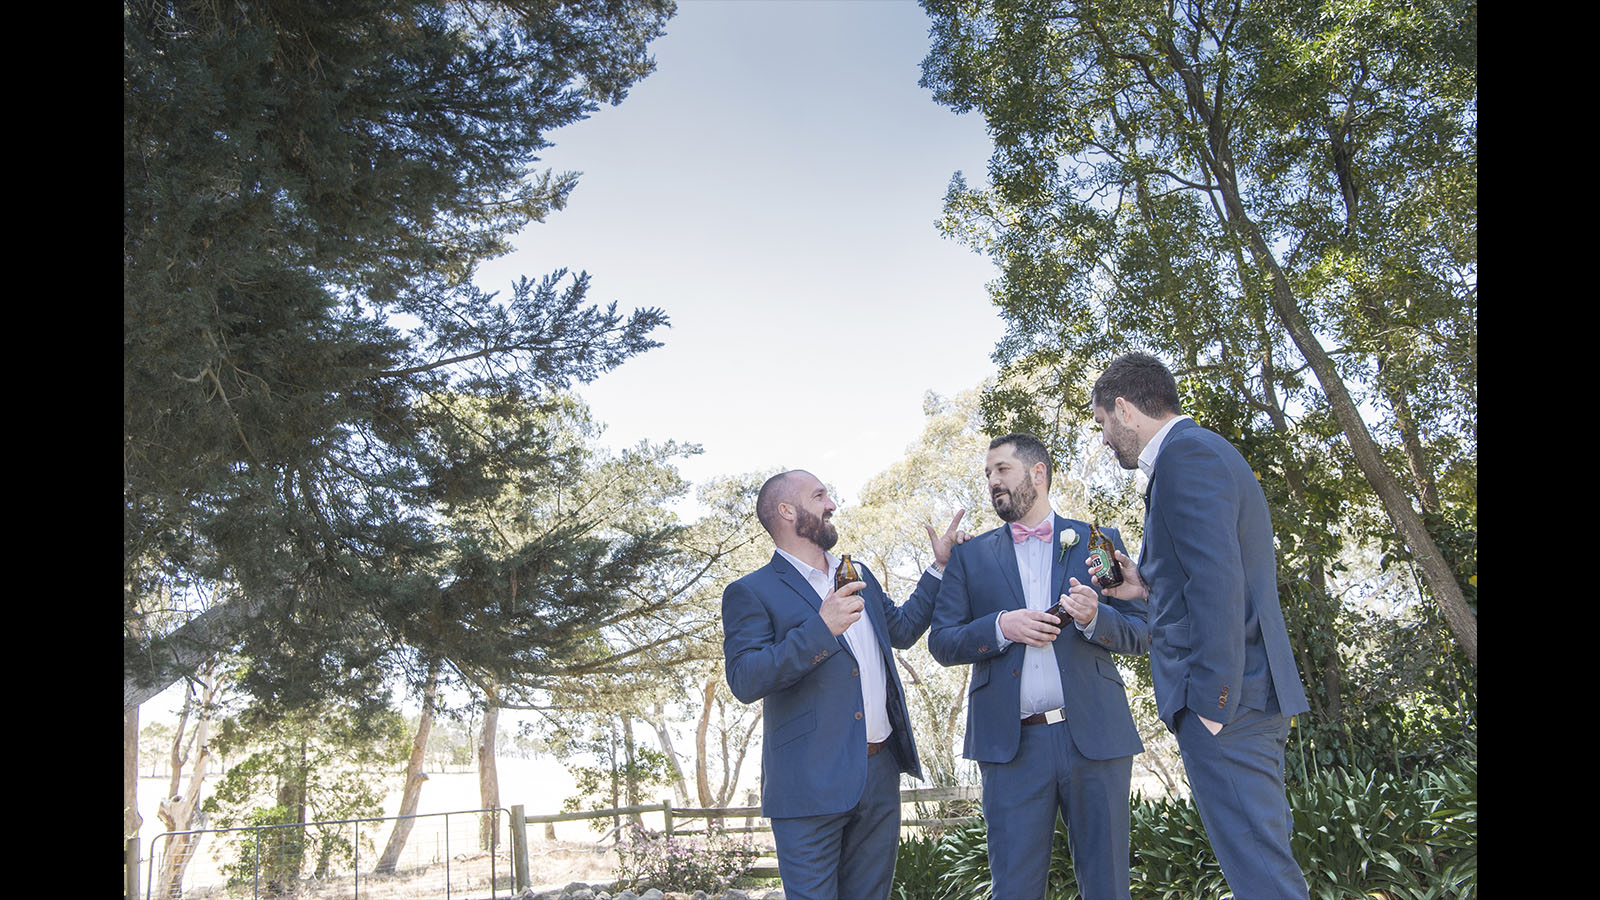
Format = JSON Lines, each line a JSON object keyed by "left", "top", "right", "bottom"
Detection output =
{"left": 722, "top": 577, "right": 841, "bottom": 705}
{"left": 875, "top": 564, "right": 944, "bottom": 650}
{"left": 928, "top": 543, "right": 1006, "bottom": 666}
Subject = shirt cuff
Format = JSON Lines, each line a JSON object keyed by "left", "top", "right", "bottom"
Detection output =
{"left": 994, "top": 612, "right": 1011, "bottom": 650}
{"left": 926, "top": 564, "right": 944, "bottom": 580}
{"left": 1075, "top": 609, "right": 1098, "bottom": 637}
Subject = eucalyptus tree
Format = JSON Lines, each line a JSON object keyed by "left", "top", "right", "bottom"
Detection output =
{"left": 918, "top": 0, "right": 1476, "bottom": 702}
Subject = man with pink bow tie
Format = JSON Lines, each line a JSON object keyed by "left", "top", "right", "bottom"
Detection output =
{"left": 930, "top": 433, "right": 1150, "bottom": 900}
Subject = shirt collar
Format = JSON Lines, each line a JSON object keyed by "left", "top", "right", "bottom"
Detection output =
{"left": 1138, "top": 415, "right": 1193, "bottom": 480}
{"left": 775, "top": 546, "right": 838, "bottom": 582}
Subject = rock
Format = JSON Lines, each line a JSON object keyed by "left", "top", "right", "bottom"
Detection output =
{"left": 722, "top": 891, "right": 752, "bottom": 900}
{"left": 638, "top": 890, "right": 666, "bottom": 900}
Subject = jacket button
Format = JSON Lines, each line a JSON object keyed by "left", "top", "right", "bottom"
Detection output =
{"left": 851, "top": 668, "right": 860, "bottom": 677}
{"left": 1012, "top": 669, "right": 1020, "bottom": 677}
{"left": 854, "top": 712, "right": 863, "bottom": 720}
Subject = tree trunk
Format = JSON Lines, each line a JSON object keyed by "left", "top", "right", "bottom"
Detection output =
{"left": 621, "top": 717, "right": 642, "bottom": 827}
{"left": 125, "top": 706, "right": 143, "bottom": 840}
{"left": 376, "top": 658, "right": 439, "bottom": 874}
{"left": 477, "top": 686, "right": 501, "bottom": 851}
{"left": 125, "top": 593, "right": 263, "bottom": 712}
{"left": 646, "top": 702, "right": 691, "bottom": 803}
{"left": 154, "top": 665, "right": 217, "bottom": 899}
{"left": 694, "top": 673, "right": 717, "bottom": 808}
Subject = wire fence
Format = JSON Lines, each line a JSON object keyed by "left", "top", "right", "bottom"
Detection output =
{"left": 141, "top": 807, "right": 511, "bottom": 900}
{"left": 130, "top": 786, "right": 984, "bottom": 899}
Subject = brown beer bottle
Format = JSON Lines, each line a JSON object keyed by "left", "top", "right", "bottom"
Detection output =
{"left": 1088, "top": 523, "right": 1124, "bottom": 588}
{"left": 835, "top": 554, "right": 862, "bottom": 591}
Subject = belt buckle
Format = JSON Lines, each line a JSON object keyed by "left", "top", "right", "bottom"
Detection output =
{"left": 1043, "top": 708, "right": 1065, "bottom": 725}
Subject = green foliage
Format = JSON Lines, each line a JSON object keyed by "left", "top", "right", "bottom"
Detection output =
{"left": 556, "top": 721, "right": 677, "bottom": 833}
{"left": 124, "top": 0, "right": 679, "bottom": 712}
{"left": 890, "top": 755, "right": 1476, "bottom": 899}
{"left": 615, "top": 828, "right": 762, "bottom": 894}
{"left": 1289, "top": 757, "right": 1477, "bottom": 900}
{"left": 1127, "top": 793, "right": 1231, "bottom": 898}
{"left": 918, "top": 0, "right": 1477, "bottom": 772}
{"left": 203, "top": 701, "right": 408, "bottom": 891}
{"left": 890, "top": 831, "right": 946, "bottom": 900}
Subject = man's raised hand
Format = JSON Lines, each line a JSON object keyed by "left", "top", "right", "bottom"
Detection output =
{"left": 927, "top": 508, "right": 971, "bottom": 570}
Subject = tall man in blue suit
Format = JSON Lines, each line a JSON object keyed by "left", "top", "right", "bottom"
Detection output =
{"left": 1089, "top": 353, "right": 1310, "bottom": 899}
{"left": 930, "top": 433, "right": 1150, "bottom": 900}
{"left": 722, "top": 469, "right": 969, "bottom": 900}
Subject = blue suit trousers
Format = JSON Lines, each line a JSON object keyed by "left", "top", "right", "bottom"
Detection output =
{"left": 768, "top": 747, "right": 902, "bottom": 900}
{"left": 979, "top": 717, "right": 1132, "bottom": 900}
{"left": 1174, "top": 707, "right": 1308, "bottom": 899}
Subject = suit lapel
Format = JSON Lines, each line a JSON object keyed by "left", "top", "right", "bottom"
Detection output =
{"left": 989, "top": 527, "right": 1027, "bottom": 608}
{"left": 772, "top": 552, "right": 864, "bottom": 664}
{"left": 770, "top": 553, "right": 825, "bottom": 614}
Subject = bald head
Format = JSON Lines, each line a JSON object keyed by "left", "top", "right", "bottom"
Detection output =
{"left": 756, "top": 470, "right": 808, "bottom": 536}
{"left": 755, "top": 470, "right": 838, "bottom": 554}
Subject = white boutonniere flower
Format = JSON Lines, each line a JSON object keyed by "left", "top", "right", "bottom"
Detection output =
{"left": 1058, "top": 528, "right": 1079, "bottom": 562}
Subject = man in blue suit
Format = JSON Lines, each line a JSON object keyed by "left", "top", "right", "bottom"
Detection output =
{"left": 929, "top": 433, "right": 1149, "bottom": 900}
{"left": 1089, "top": 353, "right": 1310, "bottom": 899}
{"left": 722, "top": 469, "right": 968, "bottom": 900}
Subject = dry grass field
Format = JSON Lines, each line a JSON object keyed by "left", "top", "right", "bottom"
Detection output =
{"left": 132, "top": 756, "right": 635, "bottom": 896}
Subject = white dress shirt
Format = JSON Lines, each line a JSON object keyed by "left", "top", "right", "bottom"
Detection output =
{"left": 989, "top": 507, "right": 1097, "bottom": 716}
{"left": 1138, "top": 414, "right": 1194, "bottom": 479}
{"left": 776, "top": 547, "right": 893, "bottom": 743}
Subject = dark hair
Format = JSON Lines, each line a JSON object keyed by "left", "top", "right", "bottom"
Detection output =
{"left": 988, "top": 433, "right": 1052, "bottom": 487}
{"left": 756, "top": 470, "right": 801, "bottom": 536}
{"left": 1092, "top": 353, "right": 1182, "bottom": 417}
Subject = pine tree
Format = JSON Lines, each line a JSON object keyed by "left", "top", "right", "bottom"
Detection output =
{"left": 124, "top": 0, "right": 679, "bottom": 711}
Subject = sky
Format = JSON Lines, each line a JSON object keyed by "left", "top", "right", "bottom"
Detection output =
{"left": 472, "top": 0, "right": 1007, "bottom": 511}
{"left": 141, "top": 0, "right": 1008, "bottom": 727}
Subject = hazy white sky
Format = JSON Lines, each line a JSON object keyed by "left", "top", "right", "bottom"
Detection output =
{"left": 473, "top": 0, "right": 1007, "bottom": 509}
{"left": 143, "top": 0, "right": 1009, "bottom": 726}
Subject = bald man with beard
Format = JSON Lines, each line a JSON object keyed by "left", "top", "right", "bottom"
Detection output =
{"left": 722, "top": 469, "right": 967, "bottom": 900}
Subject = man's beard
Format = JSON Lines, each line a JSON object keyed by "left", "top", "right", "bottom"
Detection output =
{"left": 794, "top": 504, "right": 838, "bottom": 551}
{"left": 1106, "top": 422, "right": 1141, "bottom": 470}
{"left": 990, "top": 477, "right": 1038, "bottom": 523}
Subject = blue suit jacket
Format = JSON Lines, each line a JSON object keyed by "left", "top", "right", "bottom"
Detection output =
{"left": 722, "top": 552, "right": 940, "bottom": 819}
{"left": 929, "top": 516, "right": 1149, "bottom": 764}
{"left": 1141, "top": 418, "right": 1310, "bottom": 730}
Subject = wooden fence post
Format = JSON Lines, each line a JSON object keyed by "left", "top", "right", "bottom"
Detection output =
{"left": 510, "top": 805, "right": 530, "bottom": 891}
{"left": 661, "top": 799, "right": 674, "bottom": 837}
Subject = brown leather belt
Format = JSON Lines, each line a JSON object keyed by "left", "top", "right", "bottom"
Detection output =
{"left": 867, "top": 740, "right": 887, "bottom": 756}
{"left": 1021, "top": 708, "right": 1066, "bottom": 726}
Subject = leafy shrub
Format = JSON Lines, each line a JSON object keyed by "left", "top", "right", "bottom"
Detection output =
{"left": 890, "top": 755, "right": 1476, "bottom": 900}
{"left": 615, "top": 828, "right": 761, "bottom": 894}
{"left": 1291, "top": 755, "right": 1477, "bottom": 900}
{"left": 1128, "top": 791, "right": 1229, "bottom": 899}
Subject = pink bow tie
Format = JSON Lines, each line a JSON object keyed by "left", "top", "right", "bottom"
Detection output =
{"left": 1009, "top": 520, "right": 1053, "bottom": 543}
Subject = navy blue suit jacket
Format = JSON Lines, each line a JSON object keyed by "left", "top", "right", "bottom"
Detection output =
{"left": 722, "top": 553, "right": 940, "bottom": 819}
{"left": 1141, "top": 418, "right": 1309, "bottom": 730}
{"left": 929, "top": 516, "right": 1149, "bottom": 764}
